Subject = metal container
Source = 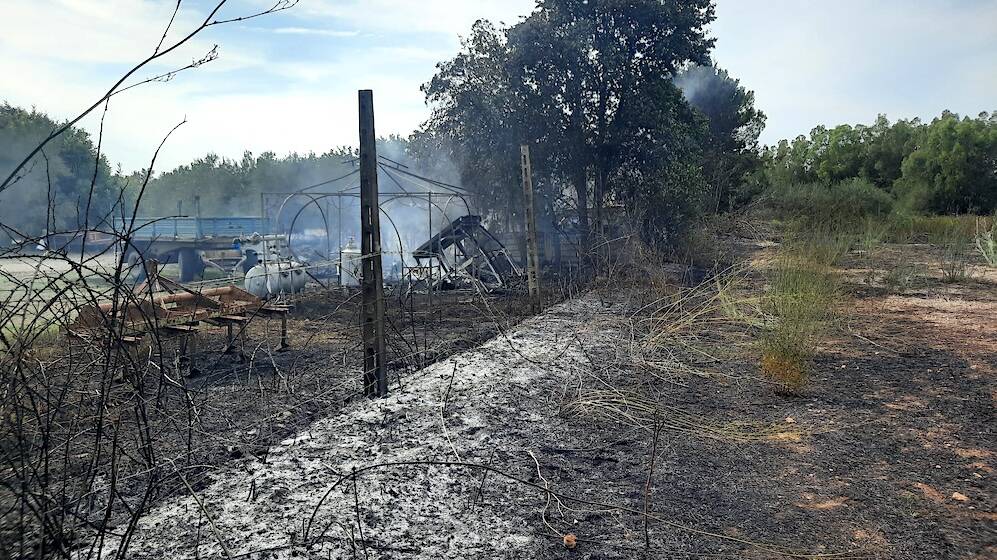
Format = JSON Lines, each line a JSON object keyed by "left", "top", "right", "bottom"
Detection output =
{"left": 339, "top": 238, "right": 362, "bottom": 287}
{"left": 244, "top": 260, "right": 306, "bottom": 299}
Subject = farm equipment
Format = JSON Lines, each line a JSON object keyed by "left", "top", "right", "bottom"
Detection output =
{"left": 113, "top": 215, "right": 270, "bottom": 281}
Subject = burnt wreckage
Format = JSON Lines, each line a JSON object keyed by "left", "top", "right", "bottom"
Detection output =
{"left": 407, "top": 215, "right": 522, "bottom": 293}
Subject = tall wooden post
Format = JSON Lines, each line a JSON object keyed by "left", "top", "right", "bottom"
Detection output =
{"left": 520, "top": 145, "right": 543, "bottom": 312}
{"left": 359, "top": 90, "right": 388, "bottom": 398}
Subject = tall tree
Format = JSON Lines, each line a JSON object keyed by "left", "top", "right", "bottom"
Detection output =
{"left": 676, "top": 64, "right": 766, "bottom": 211}
{"left": 420, "top": 20, "right": 532, "bottom": 228}
{"left": 424, "top": 0, "right": 717, "bottom": 247}
{"left": 508, "top": 0, "right": 715, "bottom": 239}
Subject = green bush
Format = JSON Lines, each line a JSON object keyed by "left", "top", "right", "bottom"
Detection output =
{"left": 975, "top": 214, "right": 997, "bottom": 266}
{"left": 766, "top": 177, "right": 894, "bottom": 227}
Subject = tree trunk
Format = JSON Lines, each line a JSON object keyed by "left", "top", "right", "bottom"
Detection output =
{"left": 594, "top": 161, "right": 607, "bottom": 238}
{"left": 574, "top": 168, "right": 590, "bottom": 258}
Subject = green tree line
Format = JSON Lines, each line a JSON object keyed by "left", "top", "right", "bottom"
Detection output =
{"left": 137, "top": 149, "right": 356, "bottom": 217}
{"left": 759, "top": 111, "right": 997, "bottom": 216}
{"left": 0, "top": 103, "right": 125, "bottom": 242}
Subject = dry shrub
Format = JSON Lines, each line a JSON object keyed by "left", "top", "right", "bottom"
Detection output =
{"left": 882, "top": 257, "right": 923, "bottom": 294}
{"left": 584, "top": 225, "right": 687, "bottom": 311}
{"left": 625, "top": 263, "right": 759, "bottom": 381}
{"left": 935, "top": 225, "right": 974, "bottom": 283}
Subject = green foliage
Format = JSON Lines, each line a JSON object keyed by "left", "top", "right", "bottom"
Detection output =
{"left": 764, "top": 115, "right": 923, "bottom": 190}
{"left": 422, "top": 0, "right": 720, "bottom": 247}
{"left": 420, "top": 20, "right": 531, "bottom": 228}
{"left": 760, "top": 233, "right": 842, "bottom": 393}
{"left": 761, "top": 111, "right": 997, "bottom": 217}
{"left": 894, "top": 111, "right": 997, "bottom": 214}
{"left": 766, "top": 178, "right": 893, "bottom": 227}
{"left": 139, "top": 148, "right": 356, "bottom": 217}
{"left": 0, "top": 103, "right": 125, "bottom": 239}
{"left": 676, "top": 64, "right": 766, "bottom": 212}
{"left": 138, "top": 136, "right": 451, "bottom": 219}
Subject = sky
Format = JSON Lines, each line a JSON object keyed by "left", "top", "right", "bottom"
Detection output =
{"left": 1, "top": 0, "right": 996, "bottom": 173}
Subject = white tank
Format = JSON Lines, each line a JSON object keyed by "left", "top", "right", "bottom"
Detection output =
{"left": 339, "top": 237, "right": 362, "bottom": 287}
{"left": 244, "top": 260, "right": 307, "bottom": 299}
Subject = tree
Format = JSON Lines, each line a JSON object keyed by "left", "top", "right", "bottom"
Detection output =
{"left": 139, "top": 149, "right": 360, "bottom": 218}
{"left": 509, "top": 0, "right": 715, "bottom": 239}
{"left": 0, "top": 103, "right": 124, "bottom": 240}
{"left": 675, "top": 64, "right": 766, "bottom": 211}
{"left": 424, "top": 0, "right": 717, "bottom": 247}
{"left": 420, "top": 20, "right": 531, "bottom": 229}
{"left": 895, "top": 111, "right": 997, "bottom": 214}
{"left": 861, "top": 115, "right": 920, "bottom": 189}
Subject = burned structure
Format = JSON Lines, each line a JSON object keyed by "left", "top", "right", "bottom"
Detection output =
{"left": 408, "top": 215, "right": 521, "bottom": 292}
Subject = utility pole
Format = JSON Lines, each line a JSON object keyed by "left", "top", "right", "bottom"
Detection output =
{"left": 358, "top": 90, "right": 388, "bottom": 398}
{"left": 520, "top": 145, "right": 543, "bottom": 312}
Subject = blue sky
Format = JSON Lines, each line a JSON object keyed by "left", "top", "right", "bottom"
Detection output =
{"left": 1, "top": 0, "right": 995, "bottom": 172}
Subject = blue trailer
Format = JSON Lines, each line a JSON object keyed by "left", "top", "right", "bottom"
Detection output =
{"left": 114, "top": 216, "right": 270, "bottom": 281}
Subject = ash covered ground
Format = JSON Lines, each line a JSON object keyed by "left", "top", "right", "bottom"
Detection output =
{"left": 70, "top": 242, "right": 996, "bottom": 560}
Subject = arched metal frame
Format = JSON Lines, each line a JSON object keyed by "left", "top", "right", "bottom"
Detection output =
{"left": 264, "top": 189, "right": 478, "bottom": 273}
{"left": 262, "top": 157, "right": 478, "bottom": 282}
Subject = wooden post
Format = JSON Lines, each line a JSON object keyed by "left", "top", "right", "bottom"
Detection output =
{"left": 359, "top": 90, "right": 388, "bottom": 398}
{"left": 520, "top": 145, "right": 543, "bottom": 312}
{"left": 143, "top": 258, "right": 160, "bottom": 291}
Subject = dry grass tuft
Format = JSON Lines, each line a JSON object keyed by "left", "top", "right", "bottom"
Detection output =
{"left": 627, "top": 265, "right": 760, "bottom": 381}
{"left": 759, "top": 352, "right": 807, "bottom": 392}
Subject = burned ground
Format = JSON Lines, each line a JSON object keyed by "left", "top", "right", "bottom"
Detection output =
{"left": 0, "top": 283, "right": 538, "bottom": 558}
{"left": 67, "top": 239, "right": 996, "bottom": 560}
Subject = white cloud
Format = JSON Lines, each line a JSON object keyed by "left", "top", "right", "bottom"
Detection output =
{"left": 300, "top": 0, "right": 535, "bottom": 37}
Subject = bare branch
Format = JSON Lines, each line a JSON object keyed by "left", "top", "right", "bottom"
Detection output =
{"left": 155, "top": 1, "right": 183, "bottom": 55}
